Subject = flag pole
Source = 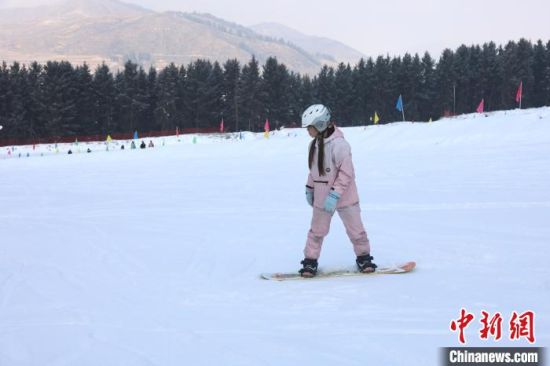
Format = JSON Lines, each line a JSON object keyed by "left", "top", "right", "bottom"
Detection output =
{"left": 520, "top": 81, "right": 523, "bottom": 109}
{"left": 401, "top": 104, "right": 405, "bottom": 122}
{"left": 519, "top": 89, "right": 522, "bottom": 110}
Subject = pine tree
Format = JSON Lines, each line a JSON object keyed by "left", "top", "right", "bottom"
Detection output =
{"left": 480, "top": 42, "right": 503, "bottom": 111}
{"left": 135, "top": 66, "right": 154, "bottom": 132}
{"left": 74, "top": 63, "right": 96, "bottom": 135}
{"left": 184, "top": 59, "right": 214, "bottom": 130}
{"left": 239, "top": 56, "right": 263, "bottom": 131}
{"left": 532, "top": 40, "right": 548, "bottom": 107}
{"left": 435, "top": 49, "right": 456, "bottom": 116}
{"left": 372, "top": 56, "right": 392, "bottom": 122}
{"left": 25, "top": 62, "right": 45, "bottom": 139}
{"left": 418, "top": 52, "right": 436, "bottom": 121}
{"left": 313, "top": 65, "right": 335, "bottom": 110}
{"left": 287, "top": 72, "right": 306, "bottom": 126}
{"left": 545, "top": 41, "right": 550, "bottom": 105}
{"left": 452, "top": 45, "right": 472, "bottom": 114}
{"left": 206, "top": 61, "right": 225, "bottom": 128}
{"left": 333, "top": 63, "right": 354, "bottom": 124}
{"left": 468, "top": 45, "right": 485, "bottom": 110}
{"left": 222, "top": 59, "right": 241, "bottom": 131}
{"left": 261, "top": 57, "right": 290, "bottom": 130}
{"left": 41, "top": 61, "right": 79, "bottom": 137}
{"left": 351, "top": 58, "right": 375, "bottom": 125}
{"left": 92, "top": 63, "right": 115, "bottom": 135}
{"left": 1, "top": 62, "right": 29, "bottom": 138}
{"left": 154, "top": 63, "right": 180, "bottom": 131}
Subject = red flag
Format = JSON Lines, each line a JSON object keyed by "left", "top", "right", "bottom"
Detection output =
{"left": 515, "top": 81, "right": 523, "bottom": 103}
{"left": 219, "top": 118, "right": 224, "bottom": 133}
{"left": 264, "top": 118, "right": 270, "bottom": 132}
{"left": 476, "top": 98, "right": 484, "bottom": 113}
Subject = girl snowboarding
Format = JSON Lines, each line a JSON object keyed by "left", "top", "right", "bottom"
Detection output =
{"left": 300, "top": 104, "right": 376, "bottom": 277}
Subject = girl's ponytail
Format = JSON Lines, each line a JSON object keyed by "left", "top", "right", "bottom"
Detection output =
{"left": 308, "top": 135, "right": 326, "bottom": 176}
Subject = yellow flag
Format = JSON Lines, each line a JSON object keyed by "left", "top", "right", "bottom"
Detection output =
{"left": 374, "top": 112, "right": 380, "bottom": 125}
{"left": 106, "top": 134, "right": 112, "bottom": 142}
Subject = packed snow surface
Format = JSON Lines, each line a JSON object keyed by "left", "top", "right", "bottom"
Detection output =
{"left": 1, "top": 108, "right": 549, "bottom": 365}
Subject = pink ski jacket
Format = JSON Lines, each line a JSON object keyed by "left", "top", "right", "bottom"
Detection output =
{"left": 306, "top": 128, "right": 360, "bottom": 209}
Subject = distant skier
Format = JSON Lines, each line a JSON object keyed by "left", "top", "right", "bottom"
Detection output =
{"left": 299, "top": 104, "right": 376, "bottom": 277}
{"left": 148, "top": 140, "right": 154, "bottom": 148}
{"left": 140, "top": 140, "right": 146, "bottom": 149}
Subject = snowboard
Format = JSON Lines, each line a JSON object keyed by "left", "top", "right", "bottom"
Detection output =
{"left": 260, "top": 261, "right": 416, "bottom": 281}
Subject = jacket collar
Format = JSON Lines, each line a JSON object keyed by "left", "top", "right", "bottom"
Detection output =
{"left": 321, "top": 127, "right": 343, "bottom": 144}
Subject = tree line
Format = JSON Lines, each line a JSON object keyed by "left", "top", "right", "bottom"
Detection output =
{"left": 1, "top": 38, "right": 549, "bottom": 140}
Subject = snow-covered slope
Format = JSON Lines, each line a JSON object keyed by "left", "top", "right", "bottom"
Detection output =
{"left": 1, "top": 108, "right": 549, "bottom": 365}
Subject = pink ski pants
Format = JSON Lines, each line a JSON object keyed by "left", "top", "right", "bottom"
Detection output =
{"left": 304, "top": 203, "right": 371, "bottom": 260}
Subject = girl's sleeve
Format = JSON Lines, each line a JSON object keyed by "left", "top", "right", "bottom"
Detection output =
{"left": 332, "top": 141, "right": 355, "bottom": 195}
{"left": 306, "top": 172, "right": 314, "bottom": 187}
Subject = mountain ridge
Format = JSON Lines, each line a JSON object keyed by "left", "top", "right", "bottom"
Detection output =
{"left": 0, "top": 0, "right": 365, "bottom": 74}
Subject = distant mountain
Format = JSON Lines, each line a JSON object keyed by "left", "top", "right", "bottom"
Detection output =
{"left": 0, "top": 0, "right": 363, "bottom": 74}
{"left": 250, "top": 22, "right": 365, "bottom": 66}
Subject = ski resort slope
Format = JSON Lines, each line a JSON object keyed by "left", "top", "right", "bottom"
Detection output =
{"left": 1, "top": 108, "right": 549, "bottom": 365}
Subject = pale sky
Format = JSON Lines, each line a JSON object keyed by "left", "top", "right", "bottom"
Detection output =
{"left": 2, "top": 0, "right": 550, "bottom": 58}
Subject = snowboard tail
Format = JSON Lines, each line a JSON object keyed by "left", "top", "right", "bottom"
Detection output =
{"left": 260, "top": 261, "right": 416, "bottom": 281}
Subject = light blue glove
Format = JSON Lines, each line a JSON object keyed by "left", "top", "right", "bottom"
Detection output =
{"left": 305, "top": 185, "right": 314, "bottom": 207}
{"left": 323, "top": 190, "right": 341, "bottom": 213}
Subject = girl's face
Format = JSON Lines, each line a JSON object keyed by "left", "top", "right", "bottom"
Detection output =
{"left": 307, "top": 126, "right": 319, "bottom": 138}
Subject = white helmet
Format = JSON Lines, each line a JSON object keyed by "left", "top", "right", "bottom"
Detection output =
{"left": 301, "top": 104, "right": 331, "bottom": 132}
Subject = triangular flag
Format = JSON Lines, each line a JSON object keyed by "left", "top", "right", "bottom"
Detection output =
{"left": 395, "top": 95, "right": 403, "bottom": 112}
{"left": 374, "top": 111, "right": 380, "bottom": 125}
{"left": 106, "top": 135, "right": 112, "bottom": 142}
{"left": 264, "top": 118, "right": 270, "bottom": 139}
{"left": 515, "top": 81, "right": 523, "bottom": 108}
{"left": 133, "top": 130, "right": 138, "bottom": 140}
{"left": 429, "top": 117, "right": 432, "bottom": 123}
{"left": 476, "top": 98, "right": 484, "bottom": 113}
{"left": 219, "top": 118, "right": 224, "bottom": 133}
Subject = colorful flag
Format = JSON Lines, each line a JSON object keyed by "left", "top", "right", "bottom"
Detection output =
{"left": 106, "top": 134, "right": 112, "bottom": 142}
{"left": 476, "top": 98, "right": 484, "bottom": 113}
{"left": 374, "top": 112, "right": 380, "bottom": 125}
{"left": 515, "top": 81, "right": 523, "bottom": 104}
{"left": 395, "top": 95, "right": 403, "bottom": 112}
{"left": 219, "top": 118, "right": 224, "bottom": 133}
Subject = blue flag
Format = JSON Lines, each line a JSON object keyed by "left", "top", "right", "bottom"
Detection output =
{"left": 396, "top": 95, "right": 403, "bottom": 112}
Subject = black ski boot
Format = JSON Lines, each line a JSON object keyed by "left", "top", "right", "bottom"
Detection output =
{"left": 356, "top": 254, "right": 377, "bottom": 273}
{"left": 299, "top": 258, "right": 318, "bottom": 277}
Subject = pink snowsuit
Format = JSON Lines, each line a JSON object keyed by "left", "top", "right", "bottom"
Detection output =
{"left": 304, "top": 127, "right": 371, "bottom": 260}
